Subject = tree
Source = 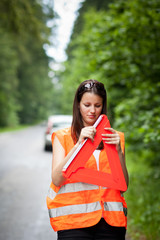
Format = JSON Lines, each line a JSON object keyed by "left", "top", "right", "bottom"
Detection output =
{"left": 61, "top": 0, "right": 160, "bottom": 161}
{"left": 0, "top": 0, "right": 55, "bottom": 126}
{"left": 0, "top": 29, "right": 20, "bottom": 126}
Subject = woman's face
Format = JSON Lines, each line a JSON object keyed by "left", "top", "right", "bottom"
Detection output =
{"left": 79, "top": 92, "right": 103, "bottom": 127}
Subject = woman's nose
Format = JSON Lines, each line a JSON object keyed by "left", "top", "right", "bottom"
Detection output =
{"left": 90, "top": 106, "right": 96, "bottom": 113}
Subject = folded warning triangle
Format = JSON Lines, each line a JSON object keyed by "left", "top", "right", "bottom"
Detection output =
{"left": 62, "top": 114, "right": 127, "bottom": 191}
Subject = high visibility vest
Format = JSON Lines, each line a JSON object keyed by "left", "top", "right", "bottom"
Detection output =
{"left": 46, "top": 127, "right": 127, "bottom": 232}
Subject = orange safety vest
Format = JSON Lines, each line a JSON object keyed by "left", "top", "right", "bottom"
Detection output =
{"left": 46, "top": 127, "right": 127, "bottom": 232}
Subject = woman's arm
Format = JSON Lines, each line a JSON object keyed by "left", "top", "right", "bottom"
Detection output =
{"left": 52, "top": 126, "right": 96, "bottom": 187}
{"left": 116, "top": 145, "right": 129, "bottom": 189}
{"left": 52, "top": 136, "right": 80, "bottom": 187}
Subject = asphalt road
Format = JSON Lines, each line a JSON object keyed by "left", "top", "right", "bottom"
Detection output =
{"left": 0, "top": 125, "right": 57, "bottom": 240}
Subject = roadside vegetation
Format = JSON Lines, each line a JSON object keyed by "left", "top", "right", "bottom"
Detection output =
{"left": 0, "top": 125, "right": 30, "bottom": 133}
{"left": 0, "top": 0, "right": 55, "bottom": 127}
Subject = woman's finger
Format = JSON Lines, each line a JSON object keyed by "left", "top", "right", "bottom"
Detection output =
{"left": 102, "top": 133, "right": 118, "bottom": 137}
{"left": 104, "top": 141, "right": 118, "bottom": 144}
{"left": 104, "top": 127, "right": 116, "bottom": 132}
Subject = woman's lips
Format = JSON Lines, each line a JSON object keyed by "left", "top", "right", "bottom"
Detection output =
{"left": 88, "top": 115, "right": 96, "bottom": 119}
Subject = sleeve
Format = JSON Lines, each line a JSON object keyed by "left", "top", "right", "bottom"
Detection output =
{"left": 51, "top": 130, "right": 65, "bottom": 149}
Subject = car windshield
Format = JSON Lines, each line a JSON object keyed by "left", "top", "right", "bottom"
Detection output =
{"left": 48, "top": 115, "right": 72, "bottom": 131}
{"left": 53, "top": 122, "right": 71, "bottom": 128}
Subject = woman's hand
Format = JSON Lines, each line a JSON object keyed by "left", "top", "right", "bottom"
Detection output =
{"left": 102, "top": 127, "right": 129, "bottom": 189}
{"left": 78, "top": 126, "right": 96, "bottom": 144}
{"left": 102, "top": 128, "right": 121, "bottom": 152}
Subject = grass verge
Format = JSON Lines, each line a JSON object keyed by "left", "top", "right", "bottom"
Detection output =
{"left": 0, "top": 124, "right": 31, "bottom": 133}
{"left": 125, "top": 148, "right": 160, "bottom": 240}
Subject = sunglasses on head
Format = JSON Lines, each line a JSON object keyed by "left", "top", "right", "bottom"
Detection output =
{"left": 79, "top": 81, "right": 105, "bottom": 94}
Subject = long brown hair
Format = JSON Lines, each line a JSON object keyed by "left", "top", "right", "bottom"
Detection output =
{"left": 71, "top": 79, "right": 107, "bottom": 145}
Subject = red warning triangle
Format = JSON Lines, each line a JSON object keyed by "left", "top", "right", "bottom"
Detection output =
{"left": 62, "top": 115, "right": 127, "bottom": 191}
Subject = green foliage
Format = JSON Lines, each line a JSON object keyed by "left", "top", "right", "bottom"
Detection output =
{"left": 61, "top": 0, "right": 160, "bottom": 156}
{"left": 0, "top": 28, "right": 20, "bottom": 126}
{"left": 0, "top": 0, "right": 55, "bottom": 127}
{"left": 59, "top": 0, "right": 160, "bottom": 239}
{"left": 126, "top": 149, "right": 160, "bottom": 240}
{"left": 67, "top": 0, "right": 113, "bottom": 58}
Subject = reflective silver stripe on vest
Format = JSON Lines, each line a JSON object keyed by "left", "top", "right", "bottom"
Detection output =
{"left": 104, "top": 202, "right": 123, "bottom": 212}
{"left": 48, "top": 187, "right": 57, "bottom": 200}
{"left": 49, "top": 201, "right": 101, "bottom": 218}
{"left": 48, "top": 182, "right": 99, "bottom": 200}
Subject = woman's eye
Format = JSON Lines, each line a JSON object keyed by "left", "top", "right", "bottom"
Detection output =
{"left": 96, "top": 105, "right": 101, "bottom": 108}
{"left": 84, "top": 104, "right": 90, "bottom": 107}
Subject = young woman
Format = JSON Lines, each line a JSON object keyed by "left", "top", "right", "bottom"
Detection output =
{"left": 47, "top": 79, "right": 129, "bottom": 240}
